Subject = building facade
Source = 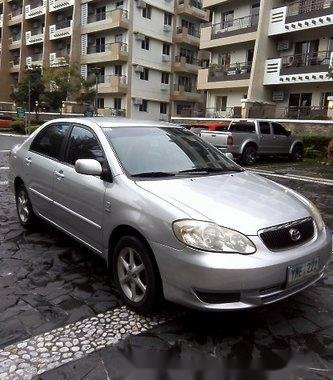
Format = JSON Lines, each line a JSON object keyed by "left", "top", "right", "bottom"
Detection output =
{"left": 198, "top": 0, "right": 333, "bottom": 119}
{"left": 0, "top": 0, "right": 209, "bottom": 120}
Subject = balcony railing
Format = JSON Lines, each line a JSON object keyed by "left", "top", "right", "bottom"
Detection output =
{"left": 11, "top": 8, "right": 23, "bottom": 17}
{"left": 28, "top": 0, "right": 43, "bottom": 9}
{"left": 97, "top": 74, "right": 127, "bottom": 84}
{"left": 174, "top": 55, "right": 200, "bottom": 66}
{"left": 174, "top": 83, "right": 199, "bottom": 93}
{"left": 176, "top": 25, "right": 200, "bottom": 38}
{"left": 11, "top": 34, "right": 21, "bottom": 42}
{"left": 287, "top": 0, "right": 333, "bottom": 17}
{"left": 281, "top": 50, "right": 332, "bottom": 74}
{"left": 87, "top": 8, "right": 128, "bottom": 23}
{"left": 55, "top": 19, "right": 72, "bottom": 29}
{"left": 208, "top": 61, "right": 252, "bottom": 82}
{"left": 178, "top": 0, "right": 203, "bottom": 10}
{"left": 205, "top": 107, "right": 242, "bottom": 118}
{"left": 110, "top": 108, "right": 126, "bottom": 117}
{"left": 87, "top": 42, "right": 128, "bottom": 54}
{"left": 30, "top": 53, "right": 43, "bottom": 61}
{"left": 276, "top": 106, "right": 329, "bottom": 120}
{"left": 11, "top": 57, "right": 20, "bottom": 65}
{"left": 212, "top": 14, "right": 259, "bottom": 39}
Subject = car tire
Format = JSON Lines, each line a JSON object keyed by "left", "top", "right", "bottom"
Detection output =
{"left": 241, "top": 145, "right": 257, "bottom": 166}
{"left": 113, "top": 236, "right": 161, "bottom": 314}
{"left": 290, "top": 145, "right": 304, "bottom": 162}
{"left": 15, "top": 184, "right": 38, "bottom": 228}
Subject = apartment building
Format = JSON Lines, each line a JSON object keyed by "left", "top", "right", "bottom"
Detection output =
{"left": 198, "top": 0, "right": 333, "bottom": 119}
{"left": 0, "top": 0, "right": 209, "bottom": 120}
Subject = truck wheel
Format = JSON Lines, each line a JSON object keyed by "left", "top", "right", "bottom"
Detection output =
{"left": 290, "top": 145, "right": 303, "bottom": 162}
{"left": 241, "top": 146, "right": 257, "bottom": 166}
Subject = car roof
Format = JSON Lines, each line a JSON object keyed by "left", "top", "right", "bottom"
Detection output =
{"left": 48, "top": 117, "right": 177, "bottom": 129}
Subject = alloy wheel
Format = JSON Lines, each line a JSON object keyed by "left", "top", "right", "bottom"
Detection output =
{"left": 17, "top": 190, "right": 30, "bottom": 223}
{"left": 117, "top": 247, "right": 147, "bottom": 303}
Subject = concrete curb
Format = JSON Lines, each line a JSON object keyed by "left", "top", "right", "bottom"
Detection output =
{"left": 0, "top": 133, "right": 28, "bottom": 137}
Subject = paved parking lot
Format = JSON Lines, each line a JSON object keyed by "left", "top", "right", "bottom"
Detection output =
{"left": 0, "top": 143, "right": 332, "bottom": 379}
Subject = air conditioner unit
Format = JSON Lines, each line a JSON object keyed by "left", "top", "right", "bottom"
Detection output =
{"left": 162, "top": 54, "right": 170, "bottom": 62}
{"left": 136, "top": 0, "right": 146, "bottom": 9}
{"left": 133, "top": 97, "right": 143, "bottom": 105}
{"left": 163, "top": 25, "right": 171, "bottom": 32}
{"left": 134, "top": 65, "right": 144, "bottom": 73}
{"left": 134, "top": 32, "right": 145, "bottom": 41}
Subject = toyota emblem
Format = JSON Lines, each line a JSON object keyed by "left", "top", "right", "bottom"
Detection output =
{"left": 289, "top": 228, "right": 301, "bottom": 242}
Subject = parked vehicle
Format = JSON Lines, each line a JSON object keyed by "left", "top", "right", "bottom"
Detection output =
{"left": 10, "top": 118, "right": 331, "bottom": 313}
{"left": 200, "top": 120, "right": 303, "bottom": 165}
{"left": 0, "top": 114, "right": 14, "bottom": 129}
{"left": 181, "top": 121, "right": 229, "bottom": 136}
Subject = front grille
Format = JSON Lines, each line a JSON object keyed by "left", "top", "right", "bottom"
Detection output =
{"left": 260, "top": 217, "right": 315, "bottom": 251}
{"left": 195, "top": 291, "right": 240, "bottom": 304}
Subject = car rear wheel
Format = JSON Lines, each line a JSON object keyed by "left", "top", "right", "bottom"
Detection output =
{"left": 290, "top": 145, "right": 303, "bottom": 162}
{"left": 15, "top": 184, "right": 37, "bottom": 228}
{"left": 241, "top": 145, "right": 257, "bottom": 166}
{"left": 113, "top": 236, "right": 161, "bottom": 313}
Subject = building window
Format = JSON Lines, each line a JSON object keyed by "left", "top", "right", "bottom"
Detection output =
{"left": 139, "top": 99, "right": 148, "bottom": 112}
{"left": 139, "top": 67, "right": 149, "bottom": 81}
{"left": 162, "top": 42, "right": 170, "bottom": 55}
{"left": 161, "top": 72, "right": 169, "bottom": 84}
{"left": 216, "top": 96, "right": 227, "bottom": 112}
{"left": 96, "top": 6, "right": 106, "bottom": 21}
{"left": 160, "top": 103, "right": 167, "bottom": 114}
{"left": 142, "top": 5, "right": 152, "bottom": 19}
{"left": 321, "top": 92, "right": 333, "bottom": 108}
{"left": 222, "top": 10, "right": 234, "bottom": 28}
{"left": 115, "top": 64, "right": 122, "bottom": 75}
{"left": 116, "top": 0, "right": 124, "bottom": 8}
{"left": 114, "top": 98, "right": 122, "bottom": 110}
{"left": 97, "top": 98, "right": 104, "bottom": 109}
{"left": 141, "top": 36, "right": 150, "bottom": 50}
{"left": 164, "top": 12, "right": 172, "bottom": 26}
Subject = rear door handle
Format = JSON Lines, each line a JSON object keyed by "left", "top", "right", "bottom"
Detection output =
{"left": 25, "top": 157, "right": 32, "bottom": 166}
{"left": 54, "top": 170, "right": 65, "bottom": 180}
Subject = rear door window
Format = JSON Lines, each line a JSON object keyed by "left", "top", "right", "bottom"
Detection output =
{"left": 259, "top": 122, "right": 271, "bottom": 135}
{"left": 229, "top": 122, "right": 255, "bottom": 133}
{"left": 30, "top": 123, "right": 70, "bottom": 160}
{"left": 272, "top": 122, "right": 288, "bottom": 136}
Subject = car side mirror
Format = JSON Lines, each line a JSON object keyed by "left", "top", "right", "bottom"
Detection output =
{"left": 286, "top": 131, "right": 291, "bottom": 137}
{"left": 75, "top": 159, "right": 102, "bottom": 176}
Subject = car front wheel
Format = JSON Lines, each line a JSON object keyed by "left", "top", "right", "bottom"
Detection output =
{"left": 113, "top": 236, "right": 161, "bottom": 313}
{"left": 15, "top": 184, "right": 37, "bottom": 228}
{"left": 290, "top": 145, "right": 304, "bottom": 162}
{"left": 241, "top": 145, "right": 257, "bottom": 166}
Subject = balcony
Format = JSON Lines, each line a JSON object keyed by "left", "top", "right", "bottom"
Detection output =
{"left": 9, "top": 35, "right": 22, "bottom": 49}
{"left": 264, "top": 51, "right": 333, "bottom": 85}
{"left": 49, "top": 52, "right": 69, "bottom": 66}
{"left": 9, "top": 58, "right": 20, "bottom": 73}
{"left": 202, "top": 0, "right": 231, "bottom": 7}
{"left": 25, "top": 0, "right": 46, "bottom": 19}
{"left": 200, "top": 15, "right": 258, "bottom": 49}
{"left": 49, "top": 20, "right": 72, "bottom": 40}
{"left": 8, "top": 8, "right": 23, "bottom": 25}
{"left": 97, "top": 75, "right": 128, "bottom": 94}
{"left": 49, "top": 0, "right": 74, "bottom": 12}
{"left": 82, "top": 9, "right": 129, "bottom": 33}
{"left": 26, "top": 53, "right": 43, "bottom": 67}
{"left": 173, "top": 55, "right": 200, "bottom": 74}
{"left": 81, "top": 42, "right": 128, "bottom": 64}
{"left": 171, "top": 84, "right": 204, "bottom": 102}
{"left": 269, "top": 0, "right": 333, "bottom": 36}
{"left": 25, "top": 29, "right": 44, "bottom": 45}
{"left": 198, "top": 62, "right": 252, "bottom": 90}
{"left": 175, "top": 0, "right": 209, "bottom": 22}
{"left": 173, "top": 26, "right": 200, "bottom": 46}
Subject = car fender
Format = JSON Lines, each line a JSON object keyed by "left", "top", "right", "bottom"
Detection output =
{"left": 240, "top": 139, "right": 258, "bottom": 155}
{"left": 289, "top": 139, "right": 303, "bottom": 154}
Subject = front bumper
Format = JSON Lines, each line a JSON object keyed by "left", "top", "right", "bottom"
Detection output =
{"left": 151, "top": 227, "right": 332, "bottom": 311}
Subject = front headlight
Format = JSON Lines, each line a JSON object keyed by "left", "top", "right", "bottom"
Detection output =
{"left": 173, "top": 220, "right": 256, "bottom": 254}
{"left": 308, "top": 201, "right": 325, "bottom": 232}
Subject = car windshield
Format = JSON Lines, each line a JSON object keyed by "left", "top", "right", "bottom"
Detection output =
{"left": 104, "top": 127, "right": 243, "bottom": 177}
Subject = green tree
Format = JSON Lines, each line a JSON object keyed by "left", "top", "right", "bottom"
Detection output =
{"left": 75, "top": 73, "right": 97, "bottom": 106}
{"left": 11, "top": 66, "right": 44, "bottom": 112}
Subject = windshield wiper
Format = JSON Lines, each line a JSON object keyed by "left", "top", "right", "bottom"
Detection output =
{"left": 131, "top": 171, "right": 176, "bottom": 178}
{"left": 178, "top": 167, "right": 245, "bottom": 175}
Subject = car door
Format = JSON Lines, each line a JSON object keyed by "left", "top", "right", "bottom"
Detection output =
{"left": 258, "top": 121, "right": 275, "bottom": 154}
{"left": 26, "top": 123, "right": 70, "bottom": 218}
{"left": 272, "top": 122, "right": 290, "bottom": 154}
{"left": 52, "top": 124, "right": 108, "bottom": 253}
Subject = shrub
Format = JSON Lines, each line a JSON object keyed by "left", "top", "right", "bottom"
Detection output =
{"left": 302, "top": 135, "right": 333, "bottom": 159}
{"left": 11, "top": 120, "right": 25, "bottom": 134}
{"left": 28, "top": 125, "right": 40, "bottom": 134}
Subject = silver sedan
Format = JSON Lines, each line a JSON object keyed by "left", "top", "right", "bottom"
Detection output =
{"left": 9, "top": 118, "right": 332, "bottom": 313}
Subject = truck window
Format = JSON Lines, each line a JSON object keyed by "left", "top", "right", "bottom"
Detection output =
{"left": 259, "top": 122, "right": 271, "bottom": 135}
{"left": 272, "top": 122, "right": 288, "bottom": 136}
{"left": 229, "top": 122, "right": 255, "bottom": 133}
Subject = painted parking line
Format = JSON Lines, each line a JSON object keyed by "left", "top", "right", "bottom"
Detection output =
{"left": 0, "top": 150, "right": 10, "bottom": 153}
{"left": 0, "top": 167, "right": 9, "bottom": 170}
{"left": 0, "top": 306, "right": 174, "bottom": 380}
{"left": 251, "top": 169, "right": 333, "bottom": 186}
{"left": 0, "top": 181, "right": 9, "bottom": 186}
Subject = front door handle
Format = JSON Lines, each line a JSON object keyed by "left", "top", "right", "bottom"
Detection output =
{"left": 54, "top": 170, "right": 65, "bottom": 180}
{"left": 25, "top": 157, "right": 32, "bottom": 166}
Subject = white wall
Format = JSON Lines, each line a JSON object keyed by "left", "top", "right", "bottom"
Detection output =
{"left": 131, "top": 100, "right": 167, "bottom": 121}
{"left": 131, "top": 68, "right": 170, "bottom": 101}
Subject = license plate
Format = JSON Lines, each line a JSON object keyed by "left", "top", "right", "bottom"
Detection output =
{"left": 287, "top": 257, "right": 320, "bottom": 286}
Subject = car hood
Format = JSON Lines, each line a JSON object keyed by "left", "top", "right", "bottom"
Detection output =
{"left": 136, "top": 172, "right": 311, "bottom": 235}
